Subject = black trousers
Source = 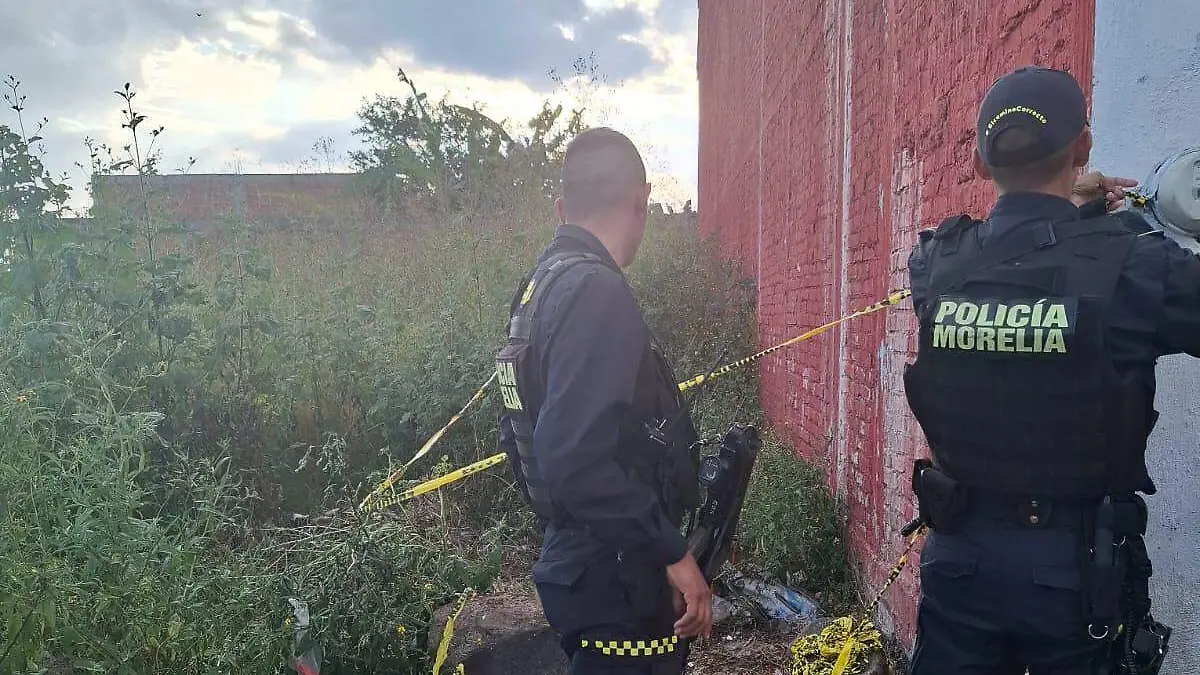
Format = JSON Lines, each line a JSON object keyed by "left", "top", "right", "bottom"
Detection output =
{"left": 908, "top": 497, "right": 1110, "bottom": 675}
{"left": 535, "top": 549, "right": 684, "bottom": 675}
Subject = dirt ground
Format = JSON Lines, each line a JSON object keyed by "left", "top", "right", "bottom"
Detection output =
{"left": 430, "top": 573, "right": 904, "bottom": 675}
{"left": 686, "top": 625, "right": 797, "bottom": 674}
{"left": 425, "top": 536, "right": 907, "bottom": 675}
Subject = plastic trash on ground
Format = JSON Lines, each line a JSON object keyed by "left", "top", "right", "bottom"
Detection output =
{"left": 723, "top": 571, "right": 822, "bottom": 629}
{"left": 287, "top": 597, "right": 323, "bottom": 675}
{"left": 712, "top": 593, "right": 735, "bottom": 625}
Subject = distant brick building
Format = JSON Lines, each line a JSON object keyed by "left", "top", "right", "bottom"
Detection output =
{"left": 88, "top": 173, "right": 695, "bottom": 232}
{"left": 696, "top": 2, "right": 1200, "bottom": 664}
{"left": 90, "top": 173, "right": 376, "bottom": 229}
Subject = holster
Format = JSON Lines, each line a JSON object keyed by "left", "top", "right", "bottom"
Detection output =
{"left": 910, "top": 459, "right": 969, "bottom": 534}
{"left": 1087, "top": 494, "right": 1173, "bottom": 675}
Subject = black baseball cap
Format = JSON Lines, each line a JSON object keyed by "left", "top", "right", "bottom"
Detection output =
{"left": 976, "top": 66, "right": 1088, "bottom": 167}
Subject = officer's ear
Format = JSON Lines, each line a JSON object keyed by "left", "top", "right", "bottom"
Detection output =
{"left": 973, "top": 148, "right": 993, "bottom": 181}
{"left": 632, "top": 181, "right": 651, "bottom": 219}
{"left": 554, "top": 197, "right": 567, "bottom": 224}
{"left": 1072, "top": 127, "right": 1092, "bottom": 168}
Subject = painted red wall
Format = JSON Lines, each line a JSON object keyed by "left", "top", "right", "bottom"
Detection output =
{"left": 697, "top": 0, "right": 1095, "bottom": 645}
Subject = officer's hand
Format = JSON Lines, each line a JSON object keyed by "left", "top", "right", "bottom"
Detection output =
{"left": 665, "top": 552, "right": 712, "bottom": 638}
{"left": 1071, "top": 171, "right": 1139, "bottom": 212}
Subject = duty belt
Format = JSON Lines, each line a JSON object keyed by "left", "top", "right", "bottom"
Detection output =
{"left": 967, "top": 492, "right": 1096, "bottom": 529}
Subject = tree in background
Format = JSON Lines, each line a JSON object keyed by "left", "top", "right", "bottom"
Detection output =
{"left": 350, "top": 66, "right": 585, "bottom": 219}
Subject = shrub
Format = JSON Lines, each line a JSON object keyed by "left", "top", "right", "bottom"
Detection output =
{"left": 0, "top": 371, "right": 285, "bottom": 674}
{"left": 0, "top": 70, "right": 855, "bottom": 674}
{"left": 735, "top": 430, "right": 858, "bottom": 615}
{"left": 0, "top": 391, "right": 505, "bottom": 674}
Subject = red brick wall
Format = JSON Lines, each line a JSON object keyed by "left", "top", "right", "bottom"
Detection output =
{"left": 697, "top": 0, "right": 1095, "bottom": 646}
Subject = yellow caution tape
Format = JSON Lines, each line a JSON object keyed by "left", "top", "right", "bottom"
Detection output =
{"left": 831, "top": 634, "right": 857, "bottom": 675}
{"left": 864, "top": 523, "right": 926, "bottom": 618}
{"left": 358, "top": 372, "right": 497, "bottom": 510}
{"left": 432, "top": 589, "right": 475, "bottom": 675}
{"left": 791, "top": 616, "right": 881, "bottom": 675}
{"left": 790, "top": 524, "right": 927, "bottom": 675}
{"left": 359, "top": 289, "right": 912, "bottom": 513}
{"left": 362, "top": 453, "right": 508, "bottom": 514}
{"left": 677, "top": 289, "right": 911, "bottom": 392}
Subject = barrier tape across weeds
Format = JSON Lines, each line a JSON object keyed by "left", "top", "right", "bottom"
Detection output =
{"left": 373, "top": 289, "right": 921, "bottom": 675}
{"left": 358, "top": 289, "right": 913, "bottom": 514}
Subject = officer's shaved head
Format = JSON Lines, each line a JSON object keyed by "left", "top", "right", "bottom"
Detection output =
{"left": 560, "top": 127, "right": 648, "bottom": 223}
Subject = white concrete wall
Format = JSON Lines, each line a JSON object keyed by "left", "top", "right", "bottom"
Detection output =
{"left": 1090, "top": 2, "right": 1200, "bottom": 669}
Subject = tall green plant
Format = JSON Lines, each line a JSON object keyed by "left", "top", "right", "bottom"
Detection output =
{"left": 0, "top": 62, "right": 858, "bottom": 674}
{"left": 350, "top": 68, "right": 583, "bottom": 218}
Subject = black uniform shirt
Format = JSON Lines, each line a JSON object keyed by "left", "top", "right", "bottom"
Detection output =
{"left": 909, "top": 192, "right": 1200, "bottom": 396}
{"left": 524, "top": 224, "right": 688, "bottom": 586}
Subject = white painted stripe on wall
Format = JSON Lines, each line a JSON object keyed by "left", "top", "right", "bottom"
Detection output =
{"left": 835, "top": 0, "right": 854, "bottom": 500}
{"left": 757, "top": 0, "right": 764, "bottom": 309}
{"left": 1090, "top": 1, "right": 1200, "bottom": 670}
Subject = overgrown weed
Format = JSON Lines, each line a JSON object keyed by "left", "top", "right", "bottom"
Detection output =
{"left": 0, "top": 67, "right": 856, "bottom": 674}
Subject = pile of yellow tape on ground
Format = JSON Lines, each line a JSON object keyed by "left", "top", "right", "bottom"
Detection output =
{"left": 790, "top": 524, "right": 927, "bottom": 675}
{"left": 357, "top": 289, "right": 913, "bottom": 515}
{"left": 791, "top": 617, "right": 882, "bottom": 675}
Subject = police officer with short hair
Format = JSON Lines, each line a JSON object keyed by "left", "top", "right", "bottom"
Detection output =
{"left": 904, "top": 66, "right": 1191, "bottom": 674}
{"left": 495, "top": 127, "right": 713, "bottom": 675}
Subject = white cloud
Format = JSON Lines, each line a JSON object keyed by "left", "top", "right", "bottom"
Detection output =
{"left": 583, "top": 0, "right": 663, "bottom": 13}
{"left": 24, "top": 4, "right": 698, "bottom": 212}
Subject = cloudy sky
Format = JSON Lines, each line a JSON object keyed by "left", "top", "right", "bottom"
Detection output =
{"left": 1, "top": 0, "right": 699, "bottom": 213}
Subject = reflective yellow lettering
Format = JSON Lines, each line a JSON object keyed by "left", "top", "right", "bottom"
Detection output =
{"left": 933, "top": 323, "right": 956, "bottom": 348}
{"left": 976, "top": 304, "right": 995, "bottom": 327}
{"left": 1045, "top": 329, "right": 1067, "bottom": 353}
{"left": 1033, "top": 328, "right": 1043, "bottom": 352}
{"left": 934, "top": 301, "right": 958, "bottom": 323}
{"left": 1009, "top": 304, "right": 1031, "bottom": 328}
{"left": 496, "top": 362, "right": 518, "bottom": 387}
{"left": 1042, "top": 303, "right": 1069, "bottom": 328}
{"left": 996, "top": 327, "right": 1014, "bottom": 352}
{"left": 1032, "top": 300, "right": 1046, "bottom": 327}
{"left": 995, "top": 304, "right": 1008, "bottom": 327}
{"left": 977, "top": 327, "right": 996, "bottom": 350}
{"left": 956, "top": 326, "right": 975, "bottom": 349}
{"left": 955, "top": 302, "right": 980, "bottom": 325}
{"left": 499, "top": 385, "right": 523, "bottom": 410}
{"left": 1018, "top": 329, "right": 1032, "bottom": 352}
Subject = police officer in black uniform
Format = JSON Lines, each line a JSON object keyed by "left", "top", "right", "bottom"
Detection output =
{"left": 495, "top": 127, "right": 713, "bottom": 674}
{"left": 903, "top": 66, "right": 1192, "bottom": 674}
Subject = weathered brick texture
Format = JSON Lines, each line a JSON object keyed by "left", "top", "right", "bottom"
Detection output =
{"left": 697, "top": 0, "right": 1094, "bottom": 646}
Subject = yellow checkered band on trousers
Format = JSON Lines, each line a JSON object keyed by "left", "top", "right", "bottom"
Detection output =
{"left": 580, "top": 635, "right": 679, "bottom": 657}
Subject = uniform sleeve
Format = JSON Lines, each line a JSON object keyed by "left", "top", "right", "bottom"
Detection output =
{"left": 532, "top": 267, "right": 689, "bottom": 566}
{"left": 1154, "top": 237, "right": 1200, "bottom": 358}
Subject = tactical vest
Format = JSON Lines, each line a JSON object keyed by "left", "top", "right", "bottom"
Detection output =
{"left": 903, "top": 213, "right": 1155, "bottom": 499}
{"left": 494, "top": 250, "right": 701, "bottom": 528}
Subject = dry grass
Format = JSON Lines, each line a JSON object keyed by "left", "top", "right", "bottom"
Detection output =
{"left": 687, "top": 625, "right": 797, "bottom": 675}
